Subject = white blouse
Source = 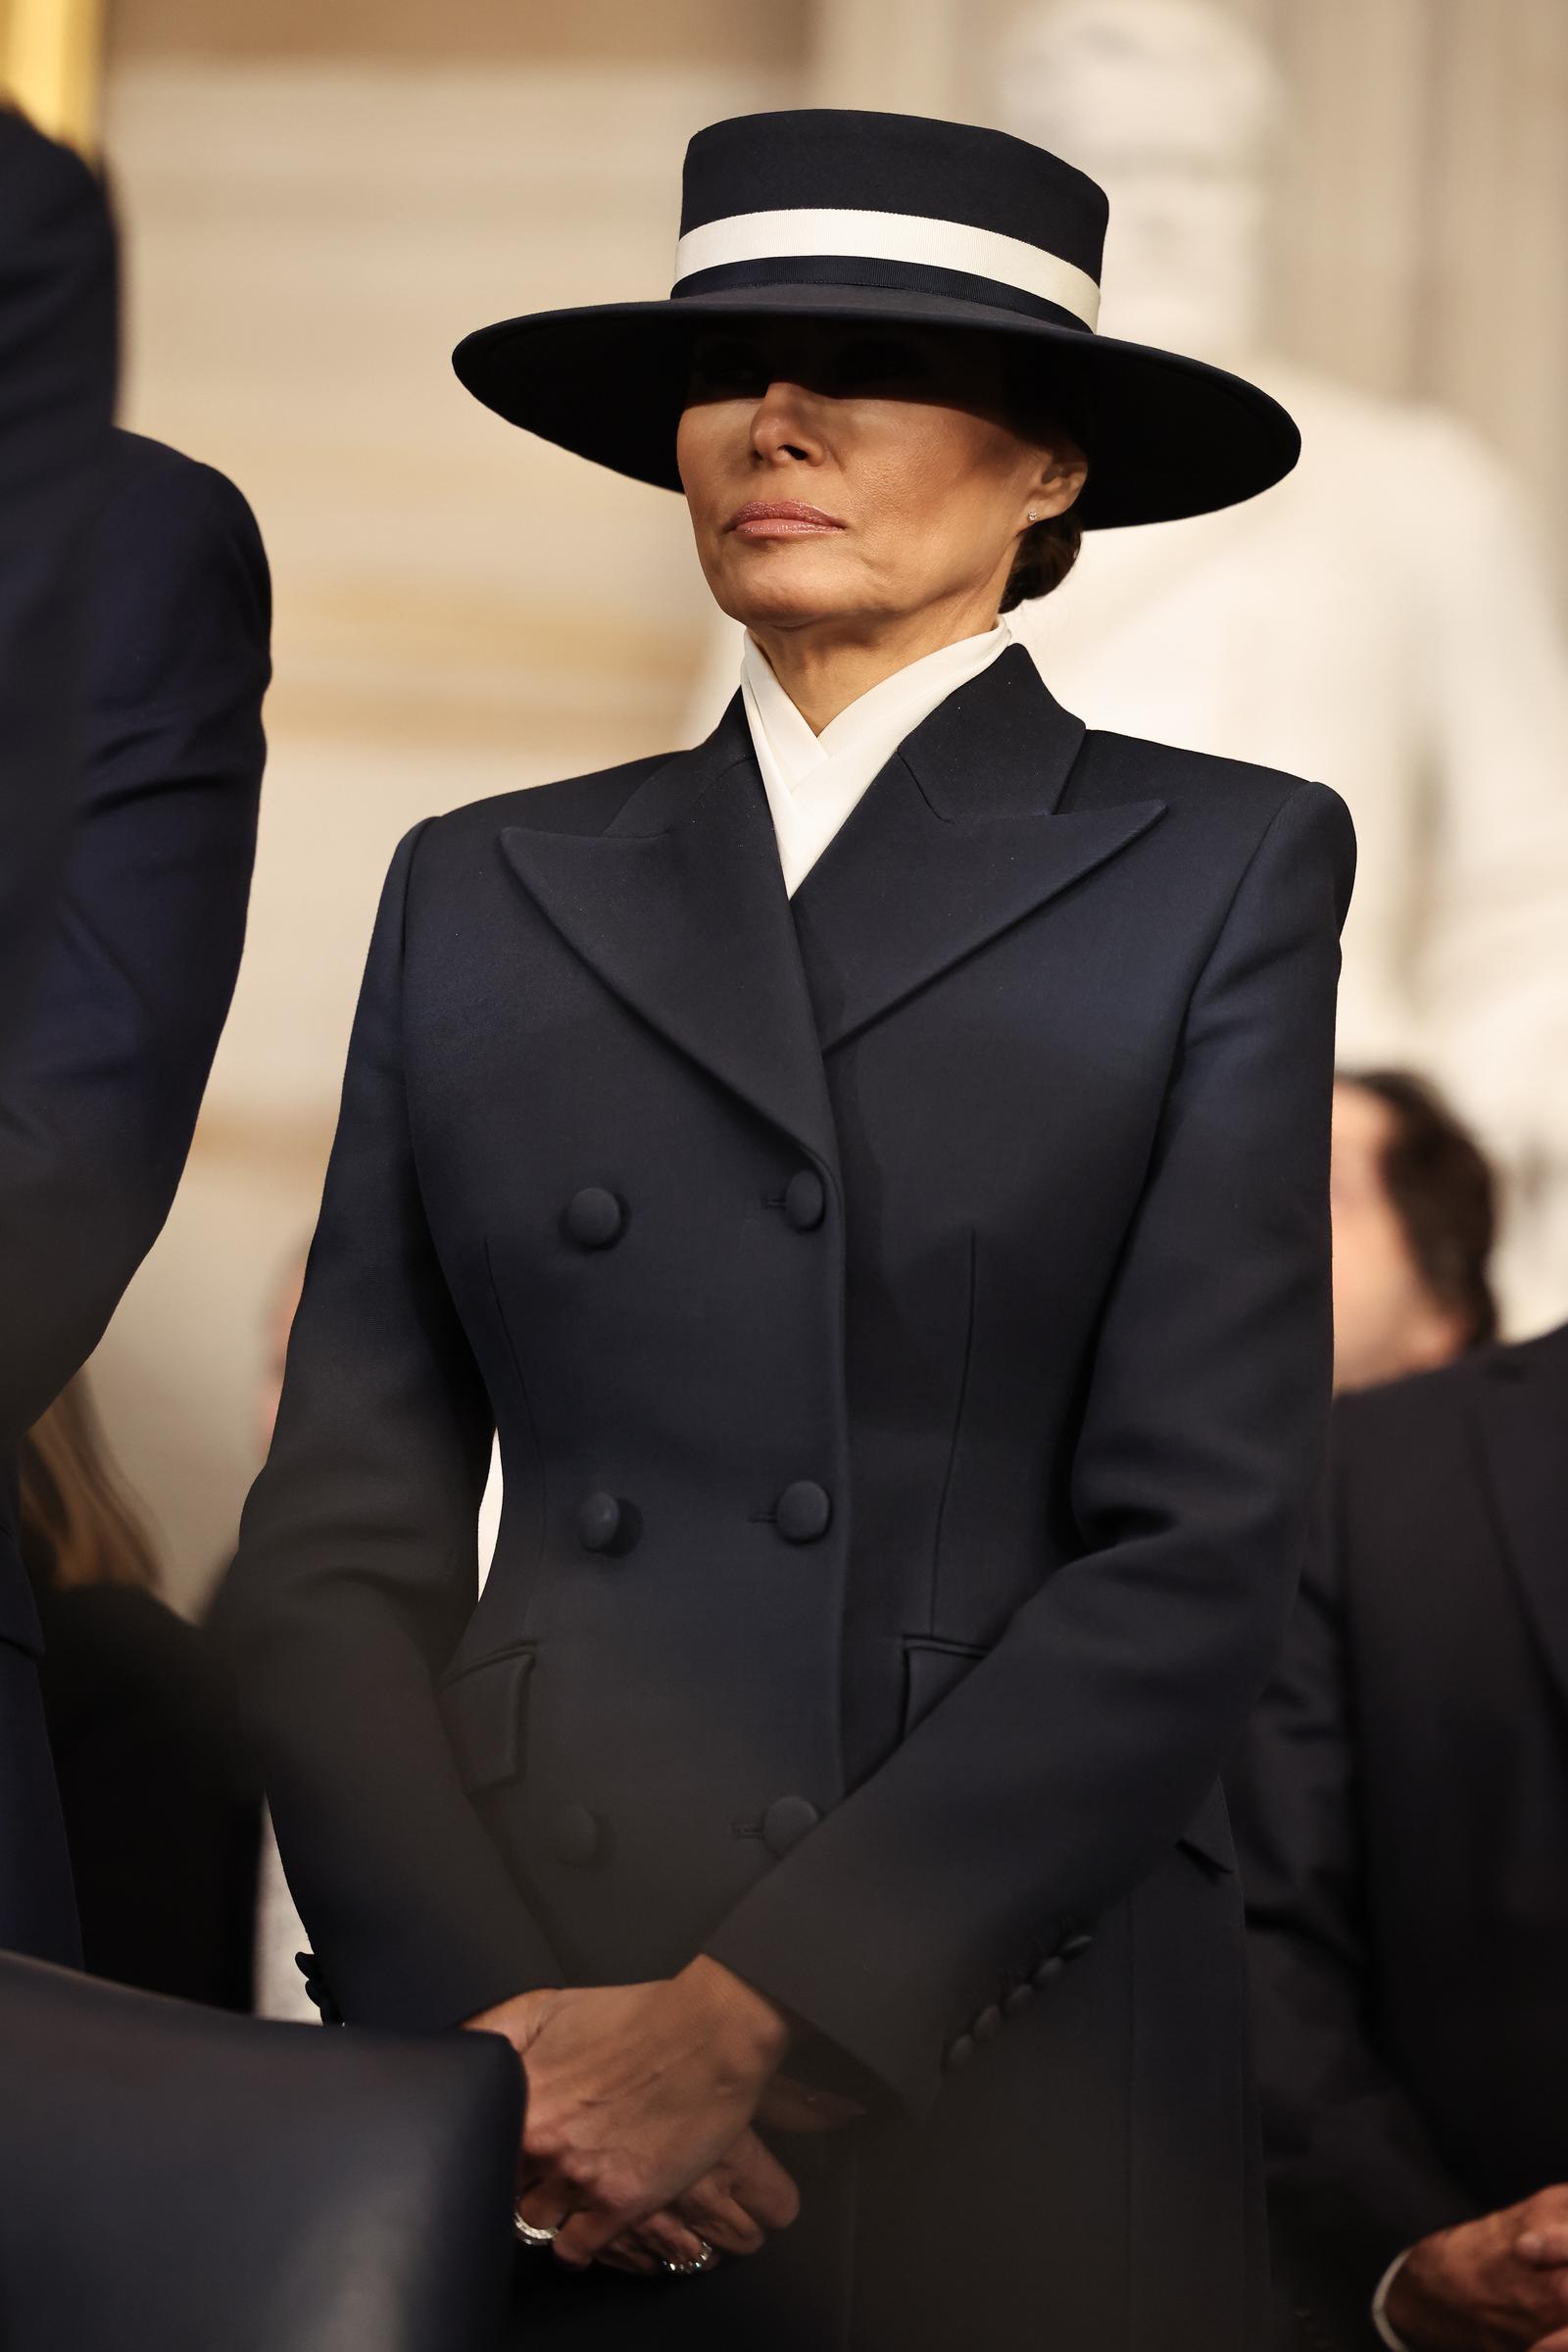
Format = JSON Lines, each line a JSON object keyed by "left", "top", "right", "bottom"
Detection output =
{"left": 739, "top": 617, "right": 1014, "bottom": 897}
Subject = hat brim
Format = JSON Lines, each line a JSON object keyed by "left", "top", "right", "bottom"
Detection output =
{"left": 452, "top": 280, "right": 1299, "bottom": 530}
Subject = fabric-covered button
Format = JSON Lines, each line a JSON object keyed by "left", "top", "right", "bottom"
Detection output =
{"left": 551, "top": 1804, "right": 603, "bottom": 1867}
{"left": 1032, "top": 1954, "right": 1065, "bottom": 1986}
{"left": 761, "top": 1795, "right": 821, "bottom": 1857}
{"left": 1003, "top": 1984, "right": 1035, "bottom": 2020}
{"left": 564, "top": 1187, "right": 624, "bottom": 1249}
{"left": 776, "top": 1480, "right": 832, "bottom": 1543}
{"left": 944, "top": 2034, "right": 975, "bottom": 2071}
{"left": 578, "top": 1492, "right": 625, "bottom": 1552}
{"left": 782, "top": 1169, "right": 825, "bottom": 1231}
{"left": 973, "top": 2003, "right": 1002, "bottom": 2041}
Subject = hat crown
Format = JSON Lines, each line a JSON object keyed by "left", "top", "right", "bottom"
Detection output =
{"left": 671, "top": 110, "right": 1109, "bottom": 336}
{"left": 680, "top": 109, "right": 1107, "bottom": 278}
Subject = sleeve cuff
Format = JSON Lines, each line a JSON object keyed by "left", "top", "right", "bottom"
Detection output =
{"left": 1371, "top": 2249, "right": 1414, "bottom": 2351}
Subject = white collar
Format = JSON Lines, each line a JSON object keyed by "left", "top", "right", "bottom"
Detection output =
{"left": 740, "top": 617, "right": 1013, "bottom": 795}
{"left": 737, "top": 618, "right": 1014, "bottom": 898}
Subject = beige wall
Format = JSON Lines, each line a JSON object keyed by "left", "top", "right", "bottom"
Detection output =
{"left": 84, "top": 0, "right": 1568, "bottom": 1607}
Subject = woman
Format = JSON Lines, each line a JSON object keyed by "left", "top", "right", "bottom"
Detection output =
{"left": 23, "top": 1376, "right": 261, "bottom": 2007}
{"left": 225, "top": 110, "right": 1354, "bottom": 2348}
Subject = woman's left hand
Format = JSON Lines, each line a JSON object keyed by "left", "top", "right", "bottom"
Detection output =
{"left": 466, "top": 1955, "right": 791, "bottom": 2268}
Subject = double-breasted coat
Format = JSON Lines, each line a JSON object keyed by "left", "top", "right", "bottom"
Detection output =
{"left": 224, "top": 645, "right": 1354, "bottom": 2349}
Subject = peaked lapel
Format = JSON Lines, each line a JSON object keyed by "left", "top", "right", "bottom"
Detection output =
{"left": 788, "top": 646, "right": 1166, "bottom": 1052}
{"left": 497, "top": 644, "right": 1165, "bottom": 1164}
{"left": 498, "top": 701, "right": 841, "bottom": 1170}
{"left": 1471, "top": 1327, "right": 1568, "bottom": 1720}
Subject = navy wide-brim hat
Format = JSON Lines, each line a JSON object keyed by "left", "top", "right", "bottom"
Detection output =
{"left": 454, "top": 109, "right": 1299, "bottom": 531}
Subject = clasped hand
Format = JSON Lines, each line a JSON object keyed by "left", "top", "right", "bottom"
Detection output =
{"left": 1387, "top": 2187, "right": 1568, "bottom": 2350}
{"left": 466, "top": 1955, "right": 862, "bottom": 2276}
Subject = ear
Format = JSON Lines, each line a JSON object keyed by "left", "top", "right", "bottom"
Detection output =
{"left": 1024, "top": 430, "right": 1088, "bottom": 524}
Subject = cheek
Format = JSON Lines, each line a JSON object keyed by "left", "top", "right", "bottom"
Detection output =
{"left": 675, "top": 405, "right": 745, "bottom": 516}
{"left": 857, "top": 411, "right": 1024, "bottom": 554}
{"left": 674, "top": 409, "right": 713, "bottom": 502}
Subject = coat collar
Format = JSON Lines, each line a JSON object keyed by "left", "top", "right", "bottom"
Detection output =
{"left": 499, "top": 645, "right": 1165, "bottom": 1167}
{"left": 1469, "top": 1325, "right": 1568, "bottom": 1719}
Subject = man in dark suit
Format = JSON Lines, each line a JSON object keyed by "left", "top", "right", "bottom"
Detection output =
{"left": 1235, "top": 1323, "right": 1568, "bottom": 2350}
{"left": 0, "top": 108, "right": 117, "bottom": 1040}
{"left": 0, "top": 427, "right": 270, "bottom": 1962}
{"left": 0, "top": 109, "right": 118, "bottom": 1965}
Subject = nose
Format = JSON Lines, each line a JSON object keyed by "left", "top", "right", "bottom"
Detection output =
{"left": 750, "top": 378, "right": 825, "bottom": 466}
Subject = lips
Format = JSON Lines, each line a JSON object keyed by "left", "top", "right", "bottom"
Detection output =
{"left": 725, "top": 499, "right": 846, "bottom": 537}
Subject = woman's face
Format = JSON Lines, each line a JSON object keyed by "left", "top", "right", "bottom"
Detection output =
{"left": 676, "top": 318, "right": 1086, "bottom": 638}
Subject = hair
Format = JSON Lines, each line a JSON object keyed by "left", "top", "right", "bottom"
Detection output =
{"left": 998, "top": 337, "right": 1087, "bottom": 612}
{"left": 19, "top": 1373, "right": 162, "bottom": 1595}
{"left": 1001, "top": 509, "right": 1084, "bottom": 612}
{"left": 1343, "top": 1068, "right": 1499, "bottom": 1351}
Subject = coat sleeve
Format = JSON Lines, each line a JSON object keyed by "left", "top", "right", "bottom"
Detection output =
{"left": 704, "top": 778, "right": 1356, "bottom": 2118}
{"left": 1228, "top": 1415, "right": 1477, "bottom": 2345}
{"left": 0, "top": 446, "right": 269, "bottom": 1449}
{"left": 0, "top": 114, "right": 116, "bottom": 1047}
{"left": 218, "top": 823, "right": 565, "bottom": 2031}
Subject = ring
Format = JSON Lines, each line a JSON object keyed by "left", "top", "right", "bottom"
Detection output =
{"left": 662, "top": 2236, "right": 716, "bottom": 2278}
{"left": 513, "top": 2211, "right": 560, "bottom": 2249}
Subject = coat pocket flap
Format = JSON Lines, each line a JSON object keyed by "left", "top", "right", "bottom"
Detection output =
{"left": 903, "top": 1636, "right": 989, "bottom": 1735}
{"left": 436, "top": 1645, "right": 535, "bottom": 1792}
{"left": 1175, "top": 1780, "right": 1236, "bottom": 1875}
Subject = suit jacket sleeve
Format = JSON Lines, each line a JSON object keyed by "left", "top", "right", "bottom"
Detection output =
{"left": 0, "top": 111, "right": 117, "bottom": 1045}
{"left": 219, "top": 824, "right": 566, "bottom": 2030}
{"left": 1229, "top": 1414, "right": 1476, "bottom": 2344}
{"left": 0, "top": 444, "right": 269, "bottom": 1448}
{"left": 705, "top": 778, "right": 1356, "bottom": 2118}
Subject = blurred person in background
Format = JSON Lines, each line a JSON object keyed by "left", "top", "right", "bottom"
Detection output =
{"left": 0, "top": 105, "right": 115, "bottom": 1046}
{"left": 19, "top": 1372, "right": 260, "bottom": 2007}
{"left": 1331, "top": 1071, "right": 1498, "bottom": 1395}
{"left": 0, "top": 104, "right": 117, "bottom": 1969}
{"left": 225, "top": 107, "right": 1351, "bottom": 2349}
{"left": 0, "top": 421, "right": 270, "bottom": 1971}
{"left": 1235, "top": 1308, "right": 1568, "bottom": 2348}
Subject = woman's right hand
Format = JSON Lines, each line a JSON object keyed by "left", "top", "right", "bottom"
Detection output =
{"left": 594, "top": 2127, "right": 801, "bottom": 2276}
{"left": 598, "top": 2080, "right": 862, "bottom": 2276}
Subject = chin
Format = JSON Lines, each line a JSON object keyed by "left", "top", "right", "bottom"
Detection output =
{"left": 711, "top": 546, "right": 864, "bottom": 632}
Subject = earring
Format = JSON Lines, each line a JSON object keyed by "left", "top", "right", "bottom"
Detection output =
{"left": 1027, "top": 509, "right": 1039, "bottom": 523}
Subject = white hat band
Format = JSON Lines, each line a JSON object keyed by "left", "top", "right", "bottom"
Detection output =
{"left": 673, "top": 206, "right": 1102, "bottom": 330}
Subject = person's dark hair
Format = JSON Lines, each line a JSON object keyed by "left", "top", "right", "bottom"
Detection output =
{"left": 1001, "top": 509, "right": 1083, "bottom": 612}
{"left": 998, "top": 339, "right": 1086, "bottom": 612}
{"left": 1344, "top": 1067, "right": 1499, "bottom": 1350}
{"left": 19, "top": 1372, "right": 162, "bottom": 1594}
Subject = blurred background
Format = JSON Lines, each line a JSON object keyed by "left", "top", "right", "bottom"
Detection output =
{"left": 7, "top": 0, "right": 1566, "bottom": 1613}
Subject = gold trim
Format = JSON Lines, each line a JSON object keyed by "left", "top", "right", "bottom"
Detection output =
{"left": 1, "top": 0, "right": 104, "bottom": 154}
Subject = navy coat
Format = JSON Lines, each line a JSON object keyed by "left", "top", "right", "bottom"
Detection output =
{"left": 0, "top": 430, "right": 269, "bottom": 1964}
{"left": 228, "top": 645, "right": 1353, "bottom": 2348}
